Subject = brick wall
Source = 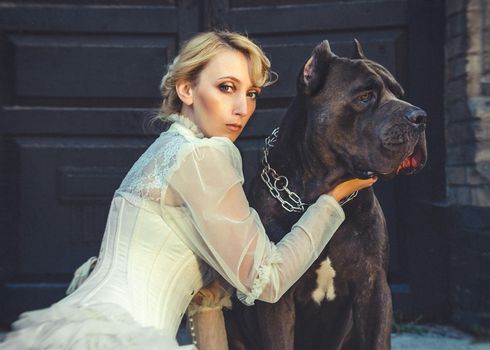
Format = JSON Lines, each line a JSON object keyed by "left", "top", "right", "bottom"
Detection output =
{"left": 446, "top": 0, "right": 490, "bottom": 206}
{"left": 445, "top": 0, "right": 490, "bottom": 334}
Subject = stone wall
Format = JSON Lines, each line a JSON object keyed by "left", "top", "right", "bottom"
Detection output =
{"left": 446, "top": 0, "right": 490, "bottom": 205}
{"left": 445, "top": 0, "right": 490, "bottom": 334}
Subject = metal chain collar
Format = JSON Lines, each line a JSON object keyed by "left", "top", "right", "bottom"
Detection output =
{"left": 260, "top": 127, "right": 358, "bottom": 213}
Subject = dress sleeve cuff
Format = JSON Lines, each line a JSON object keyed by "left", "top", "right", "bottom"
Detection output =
{"left": 236, "top": 245, "right": 282, "bottom": 306}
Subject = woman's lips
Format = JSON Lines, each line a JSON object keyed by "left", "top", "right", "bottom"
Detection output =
{"left": 226, "top": 124, "right": 242, "bottom": 132}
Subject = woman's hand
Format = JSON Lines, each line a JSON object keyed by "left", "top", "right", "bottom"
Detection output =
{"left": 191, "top": 279, "right": 229, "bottom": 307}
{"left": 188, "top": 279, "right": 232, "bottom": 350}
{"left": 327, "top": 177, "right": 377, "bottom": 203}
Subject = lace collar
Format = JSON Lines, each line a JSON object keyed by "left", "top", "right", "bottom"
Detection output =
{"left": 167, "top": 114, "right": 204, "bottom": 139}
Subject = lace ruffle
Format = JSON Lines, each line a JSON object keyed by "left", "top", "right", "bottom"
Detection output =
{"left": 115, "top": 114, "right": 207, "bottom": 203}
{"left": 237, "top": 245, "right": 283, "bottom": 306}
{"left": 167, "top": 114, "right": 204, "bottom": 139}
{"left": 116, "top": 129, "right": 187, "bottom": 202}
{"left": 66, "top": 256, "right": 98, "bottom": 295}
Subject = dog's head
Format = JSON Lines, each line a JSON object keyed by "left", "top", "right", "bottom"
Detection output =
{"left": 297, "top": 40, "right": 427, "bottom": 179}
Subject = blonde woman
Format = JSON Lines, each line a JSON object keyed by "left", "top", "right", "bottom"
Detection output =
{"left": 0, "top": 31, "right": 376, "bottom": 349}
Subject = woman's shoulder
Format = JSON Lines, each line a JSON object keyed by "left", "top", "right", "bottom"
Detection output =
{"left": 195, "top": 136, "right": 239, "bottom": 157}
{"left": 183, "top": 136, "right": 243, "bottom": 173}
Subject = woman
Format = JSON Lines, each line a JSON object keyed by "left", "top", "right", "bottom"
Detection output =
{"left": 0, "top": 31, "right": 376, "bottom": 349}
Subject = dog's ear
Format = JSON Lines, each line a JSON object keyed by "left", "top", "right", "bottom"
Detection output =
{"left": 352, "top": 39, "right": 366, "bottom": 59}
{"left": 300, "top": 40, "right": 335, "bottom": 95}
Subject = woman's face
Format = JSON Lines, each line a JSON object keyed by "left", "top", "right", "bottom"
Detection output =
{"left": 179, "top": 49, "right": 261, "bottom": 142}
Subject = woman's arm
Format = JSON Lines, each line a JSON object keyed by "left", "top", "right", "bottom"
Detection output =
{"left": 166, "top": 140, "right": 372, "bottom": 305}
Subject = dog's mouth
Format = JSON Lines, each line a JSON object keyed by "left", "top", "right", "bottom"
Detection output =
{"left": 354, "top": 141, "right": 427, "bottom": 179}
{"left": 395, "top": 143, "right": 426, "bottom": 175}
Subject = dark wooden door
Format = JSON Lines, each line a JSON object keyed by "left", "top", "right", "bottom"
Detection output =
{"left": 0, "top": 0, "right": 445, "bottom": 326}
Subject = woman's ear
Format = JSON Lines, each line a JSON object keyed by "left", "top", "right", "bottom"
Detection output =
{"left": 175, "top": 79, "right": 193, "bottom": 106}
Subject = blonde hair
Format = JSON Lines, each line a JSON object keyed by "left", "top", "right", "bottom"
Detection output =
{"left": 157, "top": 31, "right": 275, "bottom": 120}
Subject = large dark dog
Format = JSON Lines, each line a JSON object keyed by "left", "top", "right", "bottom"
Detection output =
{"left": 225, "top": 40, "right": 427, "bottom": 350}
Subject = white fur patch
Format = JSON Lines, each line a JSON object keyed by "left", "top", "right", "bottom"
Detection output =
{"left": 311, "top": 257, "right": 336, "bottom": 305}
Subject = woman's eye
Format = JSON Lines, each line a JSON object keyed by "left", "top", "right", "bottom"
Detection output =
{"left": 247, "top": 91, "right": 259, "bottom": 99}
{"left": 219, "top": 84, "right": 234, "bottom": 93}
{"left": 357, "top": 92, "right": 373, "bottom": 103}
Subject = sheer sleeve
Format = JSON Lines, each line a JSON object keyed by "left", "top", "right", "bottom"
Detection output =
{"left": 165, "top": 138, "right": 345, "bottom": 305}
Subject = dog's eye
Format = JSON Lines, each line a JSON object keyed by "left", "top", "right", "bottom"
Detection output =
{"left": 357, "top": 92, "right": 373, "bottom": 103}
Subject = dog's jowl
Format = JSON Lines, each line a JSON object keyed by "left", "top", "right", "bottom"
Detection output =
{"left": 226, "top": 39, "right": 427, "bottom": 350}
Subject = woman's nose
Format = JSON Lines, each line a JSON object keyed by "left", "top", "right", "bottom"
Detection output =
{"left": 233, "top": 95, "right": 248, "bottom": 116}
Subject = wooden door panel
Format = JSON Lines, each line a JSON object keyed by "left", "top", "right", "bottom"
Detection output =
{"left": 226, "top": 1, "right": 406, "bottom": 32}
{"left": 11, "top": 136, "right": 152, "bottom": 274}
{"left": 0, "top": 5, "right": 178, "bottom": 34}
{"left": 12, "top": 35, "right": 174, "bottom": 100}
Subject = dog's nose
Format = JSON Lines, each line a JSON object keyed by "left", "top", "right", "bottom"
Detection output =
{"left": 404, "top": 108, "right": 427, "bottom": 128}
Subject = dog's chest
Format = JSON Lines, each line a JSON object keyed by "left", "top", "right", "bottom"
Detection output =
{"left": 310, "top": 257, "right": 337, "bottom": 304}
{"left": 295, "top": 199, "right": 387, "bottom": 307}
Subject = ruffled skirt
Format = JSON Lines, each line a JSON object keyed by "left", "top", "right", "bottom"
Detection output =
{"left": 0, "top": 303, "right": 195, "bottom": 350}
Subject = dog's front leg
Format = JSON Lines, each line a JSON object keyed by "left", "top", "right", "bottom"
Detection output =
{"left": 256, "top": 291, "right": 296, "bottom": 350}
{"left": 351, "top": 272, "right": 392, "bottom": 350}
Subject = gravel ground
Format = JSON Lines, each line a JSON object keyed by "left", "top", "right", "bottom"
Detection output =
{"left": 392, "top": 325, "right": 490, "bottom": 350}
{"left": 2, "top": 325, "right": 490, "bottom": 349}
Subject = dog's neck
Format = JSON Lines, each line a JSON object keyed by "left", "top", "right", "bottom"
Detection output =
{"left": 267, "top": 95, "right": 349, "bottom": 203}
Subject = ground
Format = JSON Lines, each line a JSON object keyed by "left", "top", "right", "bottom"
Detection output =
{"left": 2, "top": 324, "right": 490, "bottom": 349}
{"left": 391, "top": 325, "right": 490, "bottom": 350}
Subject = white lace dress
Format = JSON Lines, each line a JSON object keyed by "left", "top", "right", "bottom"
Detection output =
{"left": 0, "top": 115, "right": 345, "bottom": 349}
